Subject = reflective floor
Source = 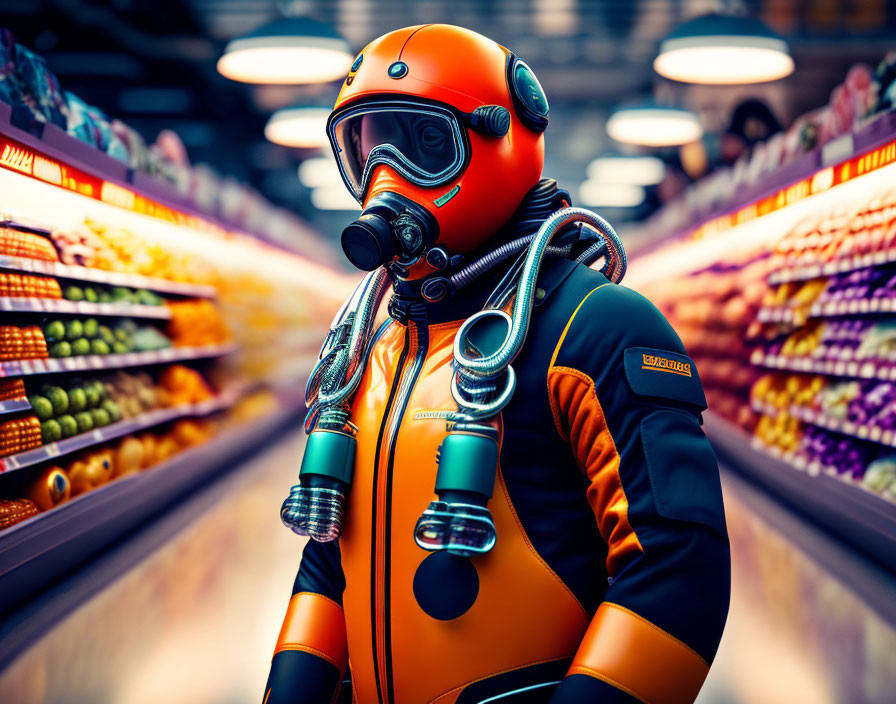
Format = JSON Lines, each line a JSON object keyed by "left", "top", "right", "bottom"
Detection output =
{"left": 0, "top": 430, "right": 894, "bottom": 704}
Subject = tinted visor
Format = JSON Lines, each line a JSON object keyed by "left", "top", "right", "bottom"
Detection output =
{"left": 328, "top": 100, "right": 468, "bottom": 201}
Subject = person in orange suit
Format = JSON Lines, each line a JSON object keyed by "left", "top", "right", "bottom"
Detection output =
{"left": 265, "top": 24, "right": 730, "bottom": 704}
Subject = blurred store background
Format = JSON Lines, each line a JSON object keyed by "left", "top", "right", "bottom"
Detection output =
{"left": 0, "top": 1, "right": 893, "bottom": 703}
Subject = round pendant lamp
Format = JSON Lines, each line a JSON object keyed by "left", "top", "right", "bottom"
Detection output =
{"left": 655, "top": 13, "right": 793, "bottom": 85}
{"left": 265, "top": 106, "right": 330, "bottom": 148}
{"left": 218, "top": 17, "right": 353, "bottom": 84}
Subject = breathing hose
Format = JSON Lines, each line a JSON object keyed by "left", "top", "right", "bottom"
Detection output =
{"left": 283, "top": 266, "right": 391, "bottom": 541}
{"left": 454, "top": 207, "right": 625, "bottom": 381}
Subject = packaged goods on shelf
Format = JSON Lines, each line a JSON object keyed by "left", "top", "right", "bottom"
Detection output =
{"left": 0, "top": 325, "right": 47, "bottom": 360}
{"left": 0, "top": 32, "right": 358, "bottom": 613}
{"left": 0, "top": 498, "right": 39, "bottom": 529}
{"left": 0, "top": 226, "right": 57, "bottom": 260}
{"left": 0, "top": 378, "right": 26, "bottom": 401}
{"left": 0, "top": 271, "right": 61, "bottom": 298}
{"left": 624, "top": 55, "right": 896, "bottom": 562}
{"left": 0, "top": 59, "right": 353, "bottom": 550}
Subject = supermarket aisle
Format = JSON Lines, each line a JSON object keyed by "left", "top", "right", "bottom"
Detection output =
{"left": 0, "top": 429, "right": 307, "bottom": 704}
{"left": 700, "top": 470, "right": 896, "bottom": 704}
{"left": 1, "top": 434, "right": 895, "bottom": 704}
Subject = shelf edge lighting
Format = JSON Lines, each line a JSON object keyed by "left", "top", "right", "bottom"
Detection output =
{"left": 588, "top": 155, "right": 665, "bottom": 186}
{"left": 655, "top": 13, "right": 794, "bottom": 85}
{"left": 606, "top": 106, "right": 702, "bottom": 147}
{"left": 217, "top": 17, "right": 353, "bottom": 85}
{"left": 265, "top": 107, "right": 330, "bottom": 148}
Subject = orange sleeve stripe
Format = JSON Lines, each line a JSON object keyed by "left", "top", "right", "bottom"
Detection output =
{"left": 548, "top": 284, "right": 610, "bottom": 369}
{"left": 547, "top": 366, "right": 642, "bottom": 576}
{"left": 568, "top": 603, "right": 710, "bottom": 704}
{"left": 274, "top": 592, "right": 348, "bottom": 672}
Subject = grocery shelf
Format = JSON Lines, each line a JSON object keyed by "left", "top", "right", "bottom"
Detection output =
{"left": 0, "top": 296, "right": 171, "bottom": 319}
{"left": 0, "top": 390, "right": 241, "bottom": 473}
{"left": 0, "top": 254, "right": 216, "bottom": 299}
{"left": 0, "top": 101, "right": 328, "bottom": 261}
{"left": 752, "top": 400, "right": 896, "bottom": 449}
{"left": 751, "top": 348, "right": 896, "bottom": 381}
{"left": 704, "top": 411, "right": 896, "bottom": 572}
{"left": 757, "top": 296, "right": 896, "bottom": 324}
{"left": 768, "top": 249, "right": 896, "bottom": 286}
{"left": 1, "top": 219, "right": 52, "bottom": 237}
{"left": 0, "top": 399, "right": 29, "bottom": 415}
{"left": 0, "top": 343, "right": 235, "bottom": 378}
{"left": 0, "top": 386, "right": 305, "bottom": 616}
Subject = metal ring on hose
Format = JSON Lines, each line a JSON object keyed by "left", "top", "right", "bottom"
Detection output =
{"left": 450, "top": 366, "right": 517, "bottom": 419}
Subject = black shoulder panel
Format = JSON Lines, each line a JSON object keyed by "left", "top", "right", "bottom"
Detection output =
{"left": 499, "top": 262, "right": 617, "bottom": 614}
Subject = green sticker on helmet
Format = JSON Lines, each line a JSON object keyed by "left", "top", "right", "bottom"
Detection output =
{"left": 434, "top": 184, "right": 460, "bottom": 207}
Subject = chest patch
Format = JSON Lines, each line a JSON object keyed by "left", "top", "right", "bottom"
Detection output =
{"left": 623, "top": 346, "right": 707, "bottom": 410}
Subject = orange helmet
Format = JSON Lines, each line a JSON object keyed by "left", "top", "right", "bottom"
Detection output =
{"left": 327, "top": 24, "right": 549, "bottom": 272}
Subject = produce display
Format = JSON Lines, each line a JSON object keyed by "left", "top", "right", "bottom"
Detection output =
{"left": 0, "top": 325, "right": 47, "bottom": 360}
{"left": 0, "top": 225, "right": 57, "bottom": 260}
{"left": 166, "top": 299, "right": 230, "bottom": 347}
{"left": 0, "top": 364, "right": 218, "bottom": 457}
{"left": 625, "top": 56, "right": 896, "bottom": 564}
{"left": 767, "top": 188, "right": 896, "bottom": 281}
{"left": 0, "top": 33, "right": 352, "bottom": 550}
{"left": 0, "top": 415, "right": 41, "bottom": 456}
{"left": 40, "top": 317, "right": 171, "bottom": 357}
{"left": 0, "top": 378, "right": 26, "bottom": 401}
{"left": 48, "top": 220, "right": 214, "bottom": 286}
{"left": 0, "top": 271, "right": 61, "bottom": 298}
{"left": 27, "top": 377, "right": 122, "bottom": 444}
{"left": 61, "top": 283, "right": 163, "bottom": 306}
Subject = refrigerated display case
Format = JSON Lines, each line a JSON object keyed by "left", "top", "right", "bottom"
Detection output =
{"left": 625, "top": 108, "right": 896, "bottom": 572}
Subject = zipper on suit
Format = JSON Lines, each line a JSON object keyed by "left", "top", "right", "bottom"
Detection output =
{"left": 370, "top": 311, "right": 429, "bottom": 704}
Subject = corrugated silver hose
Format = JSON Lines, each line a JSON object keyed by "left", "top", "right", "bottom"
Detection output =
{"left": 284, "top": 267, "right": 391, "bottom": 540}
{"left": 451, "top": 207, "right": 625, "bottom": 420}
{"left": 450, "top": 235, "right": 573, "bottom": 291}
{"left": 305, "top": 268, "right": 391, "bottom": 425}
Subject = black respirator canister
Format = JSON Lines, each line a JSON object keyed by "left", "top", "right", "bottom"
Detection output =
{"left": 341, "top": 192, "right": 439, "bottom": 271}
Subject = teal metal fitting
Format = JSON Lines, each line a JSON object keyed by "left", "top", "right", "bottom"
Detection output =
{"left": 434, "top": 432, "right": 499, "bottom": 499}
{"left": 299, "top": 430, "right": 356, "bottom": 485}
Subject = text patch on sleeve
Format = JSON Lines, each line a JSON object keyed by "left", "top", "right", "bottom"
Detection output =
{"left": 623, "top": 347, "right": 707, "bottom": 410}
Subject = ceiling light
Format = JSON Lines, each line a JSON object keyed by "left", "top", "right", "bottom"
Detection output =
{"left": 606, "top": 105, "right": 703, "bottom": 147}
{"left": 578, "top": 181, "right": 645, "bottom": 208}
{"left": 655, "top": 13, "right": 794, "bottom": 85}
{"left": 217, "top": 17, "right": 353, "bottom": 85}
{"left": 298, "top": 156, "right": 343, "bottom": 188}
{"left": 265, "top": 107, "right": 330, "bottom": 148}
{"left": 587, "top": 155, "right": 665, "bottom": 186}
{"left": 311, "top": 185, "right": 361, "bottom": 211}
